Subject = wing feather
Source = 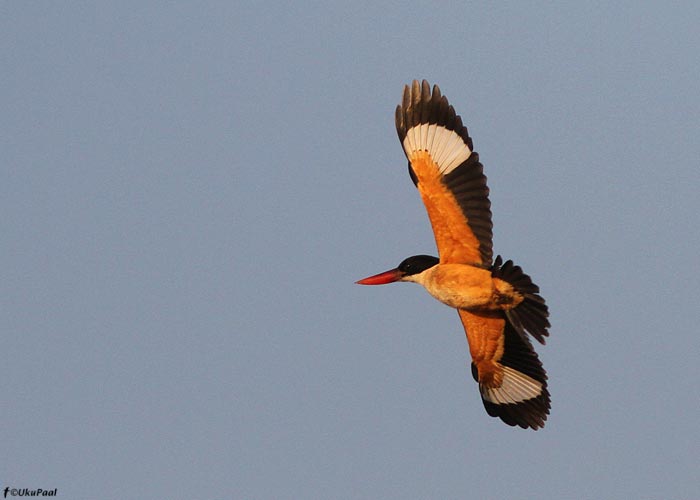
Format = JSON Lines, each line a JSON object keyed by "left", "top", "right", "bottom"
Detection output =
{"left": 396, "top": 80, "right": 493, "bottom": 265}
{"left": 458, "top": 309, "right": 550, "bottom": 429}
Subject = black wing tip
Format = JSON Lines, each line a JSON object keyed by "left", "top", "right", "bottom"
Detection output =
{"left": 482, "top": 389, "right": 551, "bottom": 430}
{"left": 395, "top": 79, "right": 472, "bottom": 147}
{"left": 471, "top": 363, "right": 550, "bottom": 430}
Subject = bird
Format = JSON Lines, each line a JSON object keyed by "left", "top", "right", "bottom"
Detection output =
{"left": 356, "top": 80, "right": 551, "bottom": 429}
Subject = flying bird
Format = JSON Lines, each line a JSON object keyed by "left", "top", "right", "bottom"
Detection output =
{"left": 357, "top": 80, "right": 551, "bottom": 429}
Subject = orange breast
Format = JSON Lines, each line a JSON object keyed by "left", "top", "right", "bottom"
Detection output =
{"left": 421, "top": 264, "right": 494, "bottom": 310}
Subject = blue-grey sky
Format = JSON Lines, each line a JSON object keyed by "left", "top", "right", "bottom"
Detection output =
{"left": 3, "top": 2, "right": 699, "bottom": 499}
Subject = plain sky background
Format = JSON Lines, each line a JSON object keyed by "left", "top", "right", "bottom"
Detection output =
{"left": 2, "top": 2, "right": 699, "bottom": 499}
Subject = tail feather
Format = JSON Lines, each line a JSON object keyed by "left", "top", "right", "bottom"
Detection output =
{"left": 491, "top": 255, "right": 550, "bottom": 344}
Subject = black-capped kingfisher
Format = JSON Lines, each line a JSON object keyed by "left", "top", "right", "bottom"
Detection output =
{"left": 357, "top": 80, "right": 551, "bottom": 429}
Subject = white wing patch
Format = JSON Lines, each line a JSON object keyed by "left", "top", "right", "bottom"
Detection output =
{"left": 480, "top": 367, "right": 543, "bottom": 405}
{"left": 403, "top": 124, "right": 471, "bottom": 175}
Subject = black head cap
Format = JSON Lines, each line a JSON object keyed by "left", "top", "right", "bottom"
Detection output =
{"left": 398, "top": 255, "right": 439, "bottom": 276}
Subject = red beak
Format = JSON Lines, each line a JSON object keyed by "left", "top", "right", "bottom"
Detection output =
{"left": 355, "top": 268, "right": 403, "bottom": 285}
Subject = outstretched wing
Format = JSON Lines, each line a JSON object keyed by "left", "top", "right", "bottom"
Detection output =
{"left": 396, "top": 80, "right": 493, "bottom": 265}
{"left": 457, "top": 309, "right": 550, "bottom": 430}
